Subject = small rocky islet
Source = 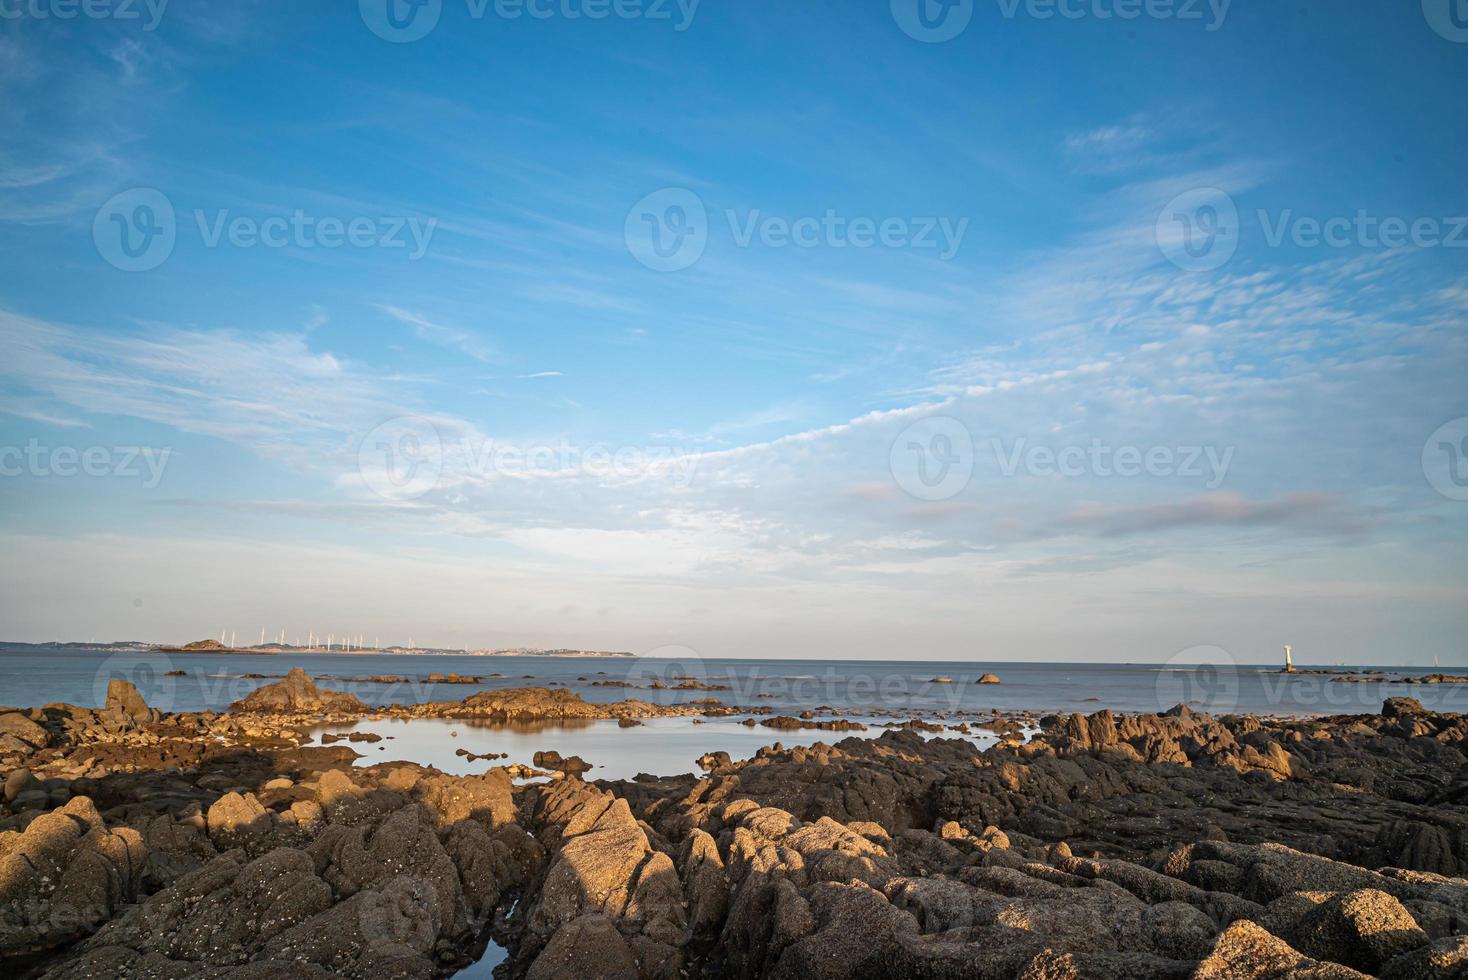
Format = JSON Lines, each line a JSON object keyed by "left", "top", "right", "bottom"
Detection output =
{"left": 2, "top": 669, "right": 1467, "bottom": 978}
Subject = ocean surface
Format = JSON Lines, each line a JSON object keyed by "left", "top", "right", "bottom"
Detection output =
{"left": 2, "top": 645, "right": 1459, "bottom": 718}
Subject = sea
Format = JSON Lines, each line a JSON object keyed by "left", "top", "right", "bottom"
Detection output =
{"left": 2, "top": 645, "right": 1461, "bottom": 782}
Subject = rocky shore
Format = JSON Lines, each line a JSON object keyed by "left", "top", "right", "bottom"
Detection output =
{"left": 3, "top": 670, "right": 1468, "bottom": 978}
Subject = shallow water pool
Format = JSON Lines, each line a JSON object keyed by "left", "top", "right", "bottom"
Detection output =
{"left": 311, "top": 715, "right": 1004, "bottom": 781}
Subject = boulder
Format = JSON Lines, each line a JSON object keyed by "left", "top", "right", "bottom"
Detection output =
{"left": 526, "top": 913, "right": 639, "bottom": 980}
{"left": 3, "top": 767, "right": 42, "bottom": 803}
{"left": 229, "top": 668, "right": 367, "bottom": 714}
{"left": 0, "top": 711, "right": 49, "bottom": 751}
{"left": 528, "top": 792, "right": 686, "bottom": 949}
{"left": 1269, "top": 889, "right": 1430, "bottom": 973}
{"left": 1381, "top": 697, "right": 1428, "bottom": 719}
{"left": 533, "top": 751, "right": 594, "bottom": 778}
{"left": 103, "top": 679, "right": 156, "bottom": 726}
{"left": 0, "top": 797, "right": 147, "bottom": 957}
{"left": 1193, "top": 920, "right": 1372, "bottom": 979}
{"left": 206, "top": 792, "right": 272, "bottom": 851}
{"left": 680, "top": 828, "right": 728, "bottom": 938}
{"left": 1381, "top": 934, "right": 1468, "bottom": 980}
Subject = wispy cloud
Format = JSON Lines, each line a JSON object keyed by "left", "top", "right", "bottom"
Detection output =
{"left": 376, "top": 305, "right": 497, "bottom": 363}
{"left": 1054, "top": 492, "right": 1373, "bottom": 539}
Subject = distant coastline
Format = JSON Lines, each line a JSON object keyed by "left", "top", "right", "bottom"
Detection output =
{"left": 0, "top": 640, "right": 1456, "bottom": 670}
{"left": 0, "top": 639, "right": 636, "bottom": 658}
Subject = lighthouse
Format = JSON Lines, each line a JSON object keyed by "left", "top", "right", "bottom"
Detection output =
{"left": 1283, "top": 644, "right": 1296, "bottom": 674}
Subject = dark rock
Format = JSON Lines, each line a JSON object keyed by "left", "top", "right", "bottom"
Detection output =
{"left": 1382, "top": 697, "right": 1428, "bottom": 719}
{"left": 533, "top": 751, "right": 593, "bottom": 777}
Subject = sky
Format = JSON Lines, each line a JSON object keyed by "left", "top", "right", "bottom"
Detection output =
{"left": 0, "top": 0, "right": 1465, "bottom": 664}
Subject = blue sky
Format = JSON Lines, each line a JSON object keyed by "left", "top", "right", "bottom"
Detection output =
{"left": 0, "top": 0, "right": 1465, "bottom": 662}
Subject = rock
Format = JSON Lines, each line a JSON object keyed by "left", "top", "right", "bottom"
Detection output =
{"left": 1144, "top": 900, "right": 1218, "bottom": 959}
{"left": 10, "top": 663, "right": 1468, "bottom": 979}
{"left": 697, "top": 751, "right": 732, "bottom": 772}
{"left": 978, "top": 673, "right": 1002, "bottom": 684}
{"left": 533, "top": 751, "right": 593, "bottom": 777}
{"left": 206, "top": 792, "right": 271, "bottom": 851}
{"left": 1194, "top": 920, "right": 1373, "bottom": 978}
{"left": 761, "top": 716, "right": 867, "bottom": 732}
{"left": 1380, "top": 934, "right": 1468, "bottom": 980}
{"left": 504, "top": 763, "right": 549, "bottom": 780}
{"left": 138, "top": 813, "right": 217, "bottom": 888}
{"left": 526, "top": 913, "right": 639, "bottom": 980}
{"left": 1381, "top": 697, "right": 1428, "bottom": 718}
{"left": 3, "top": 767, "right": 41, "bottom": 802}
{"left": 1269, "top": 889, "right": 1430, "bottom": 973}
{"left": 12, "top": 788, "right": 51, "bottom": 810}
{"left": 438, "top": 685, "right": 737, "bottom": 723}
{"left": 773, "top": 881, "right": 919, "bottom": 978}
{"left": 0, "top": 797, "right": 146, "bottom": 957}
{"left": 229, "top": 668, "right": 368, "bottom": 714}
{"left": 1374, "top": 820, "right": 1461, "bottom": 875}
{"left": 104, "top": 679, "right": 155, "bottom": 726}
{"left": 45, "top": 845, "right": 445, "bottom": 978}
{"left": 680, "top": 829, "right": 727, "bottom": 939}
{"left": 528, "top": 789, "right": 686, "bottom": 952}
{"left": 0, "top": 711, "right": 49, "bottom": 750}
{"left": 308, "top": 804, "right": 461, "bottom": 931}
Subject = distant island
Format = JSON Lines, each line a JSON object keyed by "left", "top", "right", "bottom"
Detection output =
{"left": 0, "top": 639, "right": 636, "bottom": 658}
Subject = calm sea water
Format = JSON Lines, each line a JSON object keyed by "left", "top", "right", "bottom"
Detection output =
{"left": 4, "top": 644, "right": 1462, "bottom": 792}
{"left": 1, "top": 645, "right": 1460, "bottom": 718}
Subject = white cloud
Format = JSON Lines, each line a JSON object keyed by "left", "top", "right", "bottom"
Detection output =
{"left": 376, "top": 305, "right": 498, "bottom": 363}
